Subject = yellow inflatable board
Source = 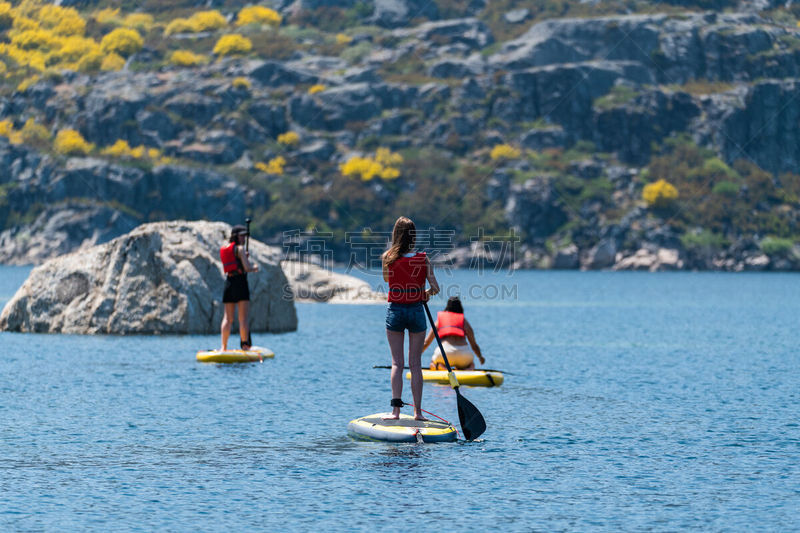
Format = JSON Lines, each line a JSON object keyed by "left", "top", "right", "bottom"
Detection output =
{"left": 196, "top": 346, "right": 275, "bottom": 363}
{"left": 406, "top": 369, "right": 504, "bottom": 387}
{"left": 348, "top": 413, "right": 457, "bottom": 443}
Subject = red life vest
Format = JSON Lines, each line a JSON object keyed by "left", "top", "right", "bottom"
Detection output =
{"left": 220, "top": 242, "right": 242, "bottom": 274}
{"left": 387, "top": 252, "right": 427, "bottom": 303}
{"left": 437, "top": 311, "right": 465, "bottom": 337}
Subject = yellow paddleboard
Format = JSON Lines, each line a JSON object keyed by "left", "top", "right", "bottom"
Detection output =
{"left": 196, "top": 346, "right": 275, "bottom": 363}
{"left": 406, "top": 369, "right": 504, "bottom": 387}
{"left": 348, "top": 413, "right": 457, "bottom": 443}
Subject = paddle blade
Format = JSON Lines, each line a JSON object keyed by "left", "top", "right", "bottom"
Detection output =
{"left": 456, "top": 390, "right": 486, "bottom": 441}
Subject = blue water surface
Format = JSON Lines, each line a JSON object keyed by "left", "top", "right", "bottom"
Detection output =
{"left": 1, "top": 265, "right": 798, "bottom": 531}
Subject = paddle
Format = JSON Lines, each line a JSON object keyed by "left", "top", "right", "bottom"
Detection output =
{"left": 244, "top": 217, "right": 257, "bottom": 360}
{"left": 423, "top": 301, "right": 486, "bottom": 441}
{"left": 372, "top": 365, "right": 513, "bottom": 375}
{"left": 245, "top": 217, "right": 251, "bottom": 252}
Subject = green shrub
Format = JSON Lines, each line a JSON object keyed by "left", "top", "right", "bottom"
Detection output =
{"left": 680, "top": 230, "right": 729, "bottom": 251}
{"left": 711, "top": 180, "right": 739, "bottom": 197}
{"left": 760, "top": 236, "right": 795, "bottom": 257}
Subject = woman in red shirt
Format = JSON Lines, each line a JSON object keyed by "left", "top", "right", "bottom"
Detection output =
{"left": 423, "top": 296, "right": 485, "bottom": 370}
{"left": 382, "top": 216, "right": 440, "bottom": 420}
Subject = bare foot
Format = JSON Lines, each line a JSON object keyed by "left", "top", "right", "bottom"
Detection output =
{"left": 382, "top": 411, "right": 401, "bottom": 420}
{"left": 414, "top": 414, "right": 429, "bottom": 421}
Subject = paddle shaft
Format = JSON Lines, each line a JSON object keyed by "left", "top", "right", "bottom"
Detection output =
{"left": 245, "top": 217, "right": 251, "bottom": 252}
{"left": 372, "top": 365, "right": 511, "bottom": 375}
{"left": 422, "top": 302, "right": 456, "bottom": 376}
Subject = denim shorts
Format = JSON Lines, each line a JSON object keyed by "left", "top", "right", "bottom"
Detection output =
{"left": 385, "top": 302, "right": 427, "bottom": 333}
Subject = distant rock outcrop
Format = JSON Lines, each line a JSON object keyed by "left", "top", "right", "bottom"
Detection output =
{"left": 0, "top": 221, "right": 298, "bottom": 334}
{"left": 281, "top": 261, "right": 384, "bottom": 303}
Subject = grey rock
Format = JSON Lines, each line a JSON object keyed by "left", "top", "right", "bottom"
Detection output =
{"left": 394, "top": 18, "right": 492, "bottom": 49}
{"left": 504, "top": 9, "right": 530, "bottom": 24}
{"left": 553, "top": 244, "right": 579, "bottom": 269}
{"left": 372, "top": 0, "right": 439, "bottom": 28}
{"left": 164, "top": 93, "right": 221, "bottom": 125}
{"left": 429, "top": 55, "right": 486, "bottom": 78}
{"left": 244, "top": 59, "right": 318, "bottom": 86}
{"left": 281, "top": 260, "right": 384, "bottom": 303}
{"left": 0, "top": 221, "right": 298, "bottom": 334}
{"left": 520, "top": 126, "right": 569, "bottom": 150}
{"left": 583, "top": 238, "right": 617, "bottom": 269}
{"left": 292, "top": 139, "right": 336, "bottom": 164}
{"left": 505, "top": 177, "right": 568, "bottom": 243}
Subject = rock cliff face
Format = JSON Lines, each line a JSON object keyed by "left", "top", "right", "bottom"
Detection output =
{"left": 1, "top": 3, "right": 799, "bottom": 271}
{"left": 0, "top": 221, "right": 298, "bottom": 334}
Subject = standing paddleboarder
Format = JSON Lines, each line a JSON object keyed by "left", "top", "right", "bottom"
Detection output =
{"left": 382, "top": 216, "right": 440, "bottom": 420}
{"left": 220, "top": 223, "right": 259, "bottom": 351}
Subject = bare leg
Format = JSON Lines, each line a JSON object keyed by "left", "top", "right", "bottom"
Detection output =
{"left": 221, "top": 303, "right": 235, "bottom": 351}
{"left": 384, "top": 330, "right": 405, "bottom": 419}
{"left": 238, "top": 300, "right": 250, "bottom": 349}
{"left": 408, "top": 331, "right": 428, "bottom": 421}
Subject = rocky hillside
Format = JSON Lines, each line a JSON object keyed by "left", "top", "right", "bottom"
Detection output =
{"left": 2, "top": 0, "right": 800, "bottom": 271}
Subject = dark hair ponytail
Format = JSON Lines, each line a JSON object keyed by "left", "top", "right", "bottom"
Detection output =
{"left": 444, "top": 296, "right": 463, "bottom": 314}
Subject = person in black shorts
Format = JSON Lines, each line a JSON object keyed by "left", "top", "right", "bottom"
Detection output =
{"left": 220, "top": 225, "right": 259, "bottom": 351}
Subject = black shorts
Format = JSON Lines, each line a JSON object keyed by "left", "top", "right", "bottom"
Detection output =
{"left": 223, "top": 274, "right": 250, "bottom": 303}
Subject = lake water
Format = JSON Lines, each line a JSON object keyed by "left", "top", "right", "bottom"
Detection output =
{"left": 1, "top": 265, "right": 798, "bottom": 531}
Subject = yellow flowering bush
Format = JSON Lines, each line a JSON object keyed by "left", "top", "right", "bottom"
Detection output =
{"left": 164, "top": 18, "right": 199, "bottom": 36}
{"left": 277, "top": 131, "right": 299, "bottom": 147}
{"left": 190, "top": 10, "right": 227, "bottom": 31}
{"left": 341, "top": 148, "right": 403, "bottom": 181}
{"left": 100, "top": 28, "right": 143, "bottom": 57}
{"left": 213, "top": 34, "right": 252, "bottom": 56}
{"left": 490, "top": 143, "right": 521, "bottom": 161}
{"left": 38, "top": 5, "right": 86, "bottom": 36}
{"left": 93, "top": 7, "right": 120, "bottom": 25}
{"left": 0, "top": 60, "right": 6, "bottom": 74}
{"left": 11, "top": 15, "right": 39, "bottom": 34}
{"left": 0, "top": 119, "right": 22, "bottom": 144}
{"left": 169, "top": 50, "right": 208, "bottom": 67}
{"left": 52, "top": 36, "right": 100, "bottom": 63}
{"left": 642, "top": 179, "right": 679, "bottom": 208}
{"left": 165, "top": 10, "right": 227, "bottom": 35}
{"left": 232, "top": 76, "right": 251, "bottom": 89}
{"left": 11, "top": 29, "right": 62, "bottom": 51}
{"left": 101, "top": 53, "right": 125, "bottom": 71}
{"left": 308, "top": 84, "right": 326, "bottom": 95}
{"left": 54, "top": 129, "right": 93, "bottom": 156}
{"left": 236, "top": 6, "right": 281, "bottom": 27}
{"left": 76, "top": 50, "right": 104, "bottom": 72}
{"left": 17, "top": 75, "right": 40, "bottom": 92}
{"left": 375, "top": 147, "right": 403, "bottom": 167}
{"left": 122, "top": 13, "right": 154, "bottom": 32}
{"left": 102, "top": 139, "right": 133, "bottom": 157}
{"left": 19, "top": 118, "right": 50, "bottom": 145}
{"left": 340, "top": 156, "right": 382, "bottom": 181}
{"left": 102, "top": 139, "right": 166, "bottom": 163}
{"left": 255, "top": 156, "right": 286, "bottom": 175}
{"left": 335, "top": 33, "right": 352, "bottom": 45}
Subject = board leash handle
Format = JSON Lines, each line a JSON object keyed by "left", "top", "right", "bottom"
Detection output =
{"left": 422, "top": 302, "right": 459, "bottom": 389}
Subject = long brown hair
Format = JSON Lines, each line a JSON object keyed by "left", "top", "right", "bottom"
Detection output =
{"left": 382, "top": 216, "right": 416, "bottom": 268}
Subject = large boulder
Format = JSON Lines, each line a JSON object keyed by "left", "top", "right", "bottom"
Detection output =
{"left": 0, "top": 221, "right": 298, "bottom": 334}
